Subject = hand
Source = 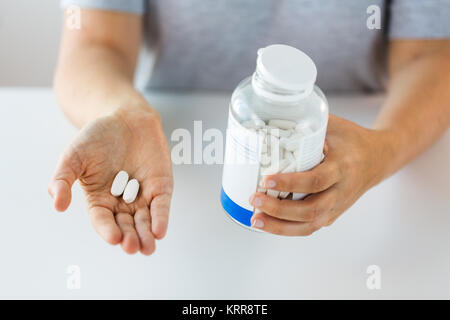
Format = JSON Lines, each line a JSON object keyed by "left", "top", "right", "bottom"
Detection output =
{"left": 249, "top": 114, "right": 391, "bottom": 236}
{"left": 48, "top": 105, "right": 173, "bottom": 254}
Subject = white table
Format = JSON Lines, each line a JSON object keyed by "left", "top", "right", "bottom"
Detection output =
{"left": 0, "top": 88, "right": 449, "bottom": 299}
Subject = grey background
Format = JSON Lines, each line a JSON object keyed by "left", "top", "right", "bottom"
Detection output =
{"left": 0, "top": 0, "right": 61, "bottom": 86}
{"left": 2, "top": 0, "right": 449, "bottom": 89}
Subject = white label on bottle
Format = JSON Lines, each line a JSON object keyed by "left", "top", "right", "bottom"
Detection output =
{"left": 221, "top": 112, "right": 262, "bottom": 226}
{"left": 221, "top": 111, "right": 327, "bottom": 227}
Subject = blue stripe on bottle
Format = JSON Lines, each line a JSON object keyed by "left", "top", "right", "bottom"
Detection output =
{"left": 220, "top": 187, "right": 253, "bottom": 227}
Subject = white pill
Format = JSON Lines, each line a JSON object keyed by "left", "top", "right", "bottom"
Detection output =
{"left": 257, "top": 187, "right": 267, "bottom": 193}
{"left": 266, "top": 126, "right": 291, "bottom": 138}
{"left": 242, "top": 120, "right": 255, "bottom": 129}
{"left": 293, "top": 149, "right": 302, "bottom": 161}
{"left": 267, "top": 134, "right": 280, "bottom": 149}
{"left": 279, "top": 191, "right": 290, "bottom": 199}
{"left": 242, "top": 119, "right": 265, "bottom": 129}
{"left": 123, "top": 178, "right": 140, "bottom": 204}
{"left": 254, "top": 119, "right": 266, "bottom": 127}
{"left": 286, "top": 151, "right": 295, "bottom": 163}
{"left": 292, "top": 192, "right": 307, "bottom": 201}
{"left": 276, "top": 158, "right": 291, "bottom": 172}
{"left": 110, "top": 170, "right": 129, "bottom": 197}
{"left": 260, "top": 153, "right": 271, "bottom": 166}
{"left": 265, "top": 126, "right": 278, "bottom": 137}
{"left": 280, "top": 148, "right": 286, "bottom": 160}
{"left": 279, "top": 129, "right": 293, "bottom": 138}
{"left": 267, "top": 189, "right": 280, "bottom": 198}
{"left": 261, "top": 158, "right": 290, "bottom": 175}
{"left": 261, "top": 165, "right": 279, "bottom": 176}
{"left": 261, "top": 142, "right": 268, "bottom": 153}
{"left": 280, "top": 133, "right": 304, "bottom": 151}
{"left": 255, "top": 120, "right": 318, "bottom": 204}
{"left": 268, "top": 119, "right": 297, "bottom": 130}
{"left": 281, "top": 162, "right": 296, "bottom": 173}
{"left": 295, "top": 123, "right": 314, "bottom": 135}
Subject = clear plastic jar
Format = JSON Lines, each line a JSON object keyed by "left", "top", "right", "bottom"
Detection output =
{"left": 221, "top": 44, "right": 329, "bottom": 230}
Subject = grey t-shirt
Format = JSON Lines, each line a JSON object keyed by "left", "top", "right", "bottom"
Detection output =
{"left": 61, "top": 0, "right": 450, "bottom": 93}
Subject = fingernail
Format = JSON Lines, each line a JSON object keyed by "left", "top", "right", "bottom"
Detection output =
{"left": 252, "top": 219, "right": 264, "bottom": 229}
{"left": 264, "top": 179, "right": 276, "bottom": 188}
{"left": 253, "top": 197, "right": 262, "bottom": 207}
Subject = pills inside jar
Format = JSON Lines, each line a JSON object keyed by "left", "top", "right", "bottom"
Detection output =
{"left": 244, "top": 119, "right": 318, "bottom": 200}
{"left": 221, "top": 44, "right": 328, "bottom": 229}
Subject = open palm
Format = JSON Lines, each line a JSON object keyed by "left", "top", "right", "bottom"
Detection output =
{"left": 49, "top": 108, "right": 173, "bottom": 255}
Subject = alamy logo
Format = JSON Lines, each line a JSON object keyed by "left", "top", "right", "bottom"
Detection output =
{"left": 366, "top": 265, "right": 381, "bottom": 290}
{"left": 66, "top": 265, "right": 81, "bottom": 290}
{"left": 66, "top": 5, "right": 81, "bottom": 30}
{"left": 170, "top": 121, "right": 285, "bottom": 167}
{"left": 171, "top": 121, "right": 223, "bottom": 165}
{"left": 366, "top": 5, "right": 381, "bottom": 30}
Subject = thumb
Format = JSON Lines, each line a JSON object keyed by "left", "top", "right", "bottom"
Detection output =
{"left": 48, "top": 148, "right": 83, "bottom": 212}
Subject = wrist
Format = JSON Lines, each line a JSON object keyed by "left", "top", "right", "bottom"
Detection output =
{"left": 366, "top": 128, "right": 398, "bottom": 188}
{"left": 111, "top": 93, "right": 163, "bottom": 131}
{"left": 100, "top": 89, "right": 161, "bottom": 123}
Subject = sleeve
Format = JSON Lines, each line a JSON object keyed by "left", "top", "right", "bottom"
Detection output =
{"left": 389, "top": 0, "right": 450, "bottom": 39}
{"left": 60, "top": 0, "right": 147, "bottom": 15}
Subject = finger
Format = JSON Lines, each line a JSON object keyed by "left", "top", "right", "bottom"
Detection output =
{"left": 134, "top": 207, "right": 156, "bottom": 256}
{"left": 115, "top": 213, "right": 140, "bottom": 254}
{"left": 150, "top": 193, "right": 172, "bottom": 239}
{"left": 323, "top": 213, "right": 340, "bottom": 227}
{"left": 261, "top": 157, "right": 340, "bottom": 193}
{"left": 89, "top": 206, "right": 122, "bottom": 245}
{"left": 250, "top": 189, "right": 336, "bottom": 222}
{"left": 250, "top": 212, "right": 320, "bottom": 237}
{"left": 48, "top": 148, "right": 83, "bottom": 212}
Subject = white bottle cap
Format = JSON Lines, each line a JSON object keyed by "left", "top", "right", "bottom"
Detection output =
{"left": 255, "top": 44, "right": 317, "bottom": 97}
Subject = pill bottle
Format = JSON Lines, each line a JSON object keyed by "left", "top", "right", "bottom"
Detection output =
{"left": 220, "top": 44, "right": 329, "bottom": 230}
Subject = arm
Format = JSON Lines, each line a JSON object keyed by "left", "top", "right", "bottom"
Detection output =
{"left": 373, "top": 39, "right": 450, "bottom": 180}
{"left": 50, "top": 9, "right": 173, "bottom": 255}
{"left": 249, "top": 40, "right": 450, "bottom": 236}
{"left": 54, "top": 9, "right": 154, "bottom": 127}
